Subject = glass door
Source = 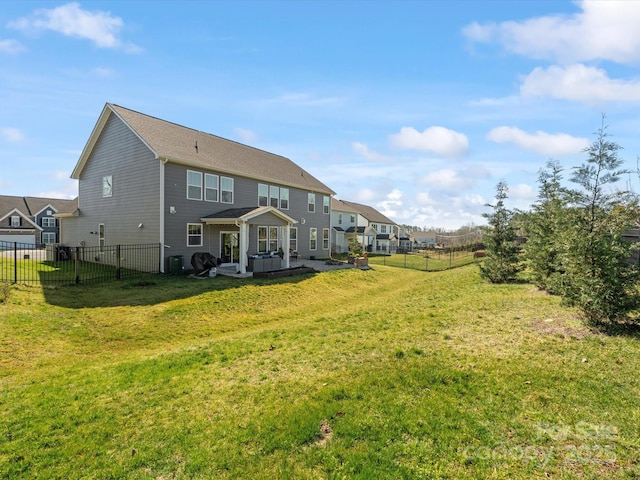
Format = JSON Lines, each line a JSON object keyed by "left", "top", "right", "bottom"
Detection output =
{"left": 220, "top": 232, "right": 239, "bottom": 264}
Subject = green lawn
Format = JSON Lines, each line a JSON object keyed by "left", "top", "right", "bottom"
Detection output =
{"left": 1, "top": 265, "right": 639, "bottom": 479}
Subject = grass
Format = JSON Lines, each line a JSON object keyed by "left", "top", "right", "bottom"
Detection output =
{"left": 2, "top": 265, "right": 640, "bottom": 478}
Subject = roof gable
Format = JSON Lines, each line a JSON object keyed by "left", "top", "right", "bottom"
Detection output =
{"left": 333, "top": 199, "right": 396, "bottom": 225}
{"left": 73, "top": 103, "right": 335, "bottom": 195}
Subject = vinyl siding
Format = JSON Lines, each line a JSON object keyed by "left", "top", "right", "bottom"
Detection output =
{"left": 61, "top": 113, "right": 161, "bottom": 247}
{"left": 163, "top": 162, "right": 331, "bottom": 262}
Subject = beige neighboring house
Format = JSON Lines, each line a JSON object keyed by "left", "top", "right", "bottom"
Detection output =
{"left": 410, "top": 231, "right": 437, "bottom": 250}
{"left": 0, "top": 195, "right": 77, "bottom": 246}
{"left": 331, "top": 198, "right": 397, "bottom": 254}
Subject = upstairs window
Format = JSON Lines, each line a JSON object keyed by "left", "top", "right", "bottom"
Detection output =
{"left": 221, "top": 176, "right": 234, "bottom": 204}
{"left": 270, "top": 186, "right": 280, "bottom": 208}
{"left": 42, "top": 217, "right": 56, "bottom": 228}
{"left": 323, "top": 196, "right": 330, "bottom": 214}
{"left": 280, "top": 188, "right": 289, "bottom": 210}
{"left": 204, "top": 174, "right": 219, "bottom": 202}
{"left": 187, "top": 171, "right": 202, "bottom": 200}
{"left": 10, "top": 216, "right": 20, "bottom": 227}
{"left": 258, "top": 184, "right": 269, "bottom": 207}
{"left": 381, "top": 225, "right": 387, "bottom": 234}
{"left": 338, "top": 214, "right": 342, "bottom": 225}
{"left": 308, "top": 193, "right": 316, "bottom": 213}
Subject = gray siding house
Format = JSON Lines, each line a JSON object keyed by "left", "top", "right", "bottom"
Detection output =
{"left": 0, "top": 195, "right": 77, "bottom": 245}
{"left": 60, "top": 103, "right": 335, "bottom": 273}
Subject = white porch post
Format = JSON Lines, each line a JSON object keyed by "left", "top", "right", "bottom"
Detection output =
{"left": 282, "top": 224, "right": 290, "bottom": 268}
{"left": 239, "top": 221, "right": 249, "bottom": 274}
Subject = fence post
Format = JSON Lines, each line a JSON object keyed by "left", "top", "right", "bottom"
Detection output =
{"left": 450, "top": 250, "right": 453, "bottom": 269}
{"left": 13, "top": 242, "right": 17, "bottom": 284}
{"left": 116, "top": 244, "right": 121, "bottom": 280}
{"left": 75, "top": 246, "right": 81, "bottom": 284}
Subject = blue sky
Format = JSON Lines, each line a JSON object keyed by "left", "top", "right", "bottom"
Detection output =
{"left": 2, "top": 1, "right": 640, "bottom": 229}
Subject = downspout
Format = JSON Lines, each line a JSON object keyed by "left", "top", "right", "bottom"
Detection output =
{"left": 159, "top": 158, "right": 167, "bottom": 273}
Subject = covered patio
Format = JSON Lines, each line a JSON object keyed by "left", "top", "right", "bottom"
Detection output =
{"left": 200, "top": 206, "right": 297, "bottom": 274}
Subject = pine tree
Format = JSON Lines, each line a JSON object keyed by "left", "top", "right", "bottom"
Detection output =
{"left": 480, "top": 180, "right": 523, "bottom": 283}
{"left": 523, "top": 160, "right": 568, "bottom": 292}
{"left": 557, "top": 117, "right": 640, "bottom": 324}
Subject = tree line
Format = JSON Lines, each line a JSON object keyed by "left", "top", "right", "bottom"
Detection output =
{"left": 481, "top": 116, "right": 640, "bottom": 326}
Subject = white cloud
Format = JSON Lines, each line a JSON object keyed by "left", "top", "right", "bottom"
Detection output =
{"left": 0, "top": 39, "right": 26, "bottom": 54}
{"left": 389, "top": 126, "right": 468, "bottom": 156}
{"left": 520, "top": 64, "right": 640, "bottom": 103}
{"left": 376, "top": 189, "right": 403, "bottom": 218}
{"left": 509, "top": 183, "right": 536, "bottom": 200}
{"left": 487, "top": 125, "right": 589, "bottom": 155}
{"left": 463, "top": 0, "right": 640, "bottom": 64}
{"left": 234, "top": 128, "right": 258, "bottom": 144}
{"left": 352, "top": 142, "right": 390, "bottom": 162}
{"left": 0, "top": 127, "right": 25, "bottom": 142}
{"left": 419, "top": 168, "right": 476, "bottom": 192}
{"left": 8, "top": 2, "right": 140, "bottom": 52}
{"left": 354, "top": 188, "right": 377, "bottom": 203}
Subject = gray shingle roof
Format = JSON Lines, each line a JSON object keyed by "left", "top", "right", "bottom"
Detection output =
{"left": 332, "top": 198, "right": 396, "bottom": 225}
{"left": 74, "top": 103, "right": 334, "bottom": 195}
{"left": 0, "top": 195, "right": 77, "bottom": 217}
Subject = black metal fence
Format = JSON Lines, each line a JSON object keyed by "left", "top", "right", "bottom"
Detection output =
{"left": 368, "top": 248, "right": 482, "bottom": 272}
{"left": 0, "top": 242, "right": 161, "bottom": 285}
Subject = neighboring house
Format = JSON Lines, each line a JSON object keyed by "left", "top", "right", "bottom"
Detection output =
{"left": 0, "top": 195, "right": 77, "bottom": 246}
{"left": 331, "top": 199, "right": 397, "bottom": 254}
{"left": 59, "top": 103, "right": 335, "bottom": 273}
{"left": 410, "top": 231, "right": 437, "bottom": 250}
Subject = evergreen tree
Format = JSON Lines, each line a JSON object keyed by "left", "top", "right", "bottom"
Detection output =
{"left": 480, "top": 180, "right": 523, "bottom": 283}
{"left": 557, "top": 118, "right": 640, "bottom": 323}
{"left": 523, "top": 160, "right": 568, "bottom": 291}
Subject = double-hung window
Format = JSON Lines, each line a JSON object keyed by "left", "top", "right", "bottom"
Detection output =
{"left": 187, "top": 223, "right": 203, "bottom": 246}
{"left": 269, "top": 226, "right": 279, "bottom": 252}
{"left": 289, "top": 227, "right": 297, "bottom": 253}
{"left": 204, "top": 174, "right": 219, "bottom": 202}
{"left": 258, "top": 184, "right": 269, "bottom": 206}
{"left": 42, "top": 217, "right": 56, "bottom": 228}
{"left": 308, "top": 193, "right": 316, "bottom": 213}
{"left": 187, "top": 171, "right": 202, "bottom": 200}
{"left": 323, "top": 228, "right": 329, "bottom": 249}
{"left": 280, "top": 188, "right": 289, "bottom": 210}
{"left": 42, "top": 232, "right": 56, "bottom": 244}
{"left": 323, "top": 196, "right": 330, "bottom": 214}
{"left": 270, "top": 186, "right": 280, "bottom": 208}
{"left": 10, "top": 216, "right": 20, "bottom": 227}
{"left": 310, "top": 228, "right": 317, "bottom": 250}
{"left": 221, "top": 176, "right": 234, "bottom": 203}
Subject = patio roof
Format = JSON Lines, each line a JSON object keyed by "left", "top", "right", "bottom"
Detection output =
{"left": 200, "top": 206, "right": 297, "bottom": 225}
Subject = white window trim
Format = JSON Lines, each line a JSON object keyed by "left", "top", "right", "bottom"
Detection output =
{"left": 42, "top": 217, "right": 56, "bottom": 228}
{"left": 42, "top": 232, "right": 56, "bottom": 244}
{"left": 289, "top": 226, "right": 297, "bottom": 253}
{"left": 258, "top": 184, "right": 269, "bottom": 207}
{"left": 323, "top": 196, "right": 330, "bottom": 214}
{"left": 187, "top": 223, "right": 203, "bottom": 247}
{"left": 308, "top": 193, "right": 316, "bottom": 213}
{"left": 204, "top": 173, "right": 219, "bottom": 202}
{"left": 323, "top": 228, "right": 329, "bottom": 250}
{"left": 221, "top": 176, "right": 234, "bottom": 204}
{"left": 10, "top": 216, "right": 20, "bottom": 227}
{"left": 187, "top": 170, "right": 203, "bottom": 201}
{"left": 280, "top": 188, "right": 289, "bottom": 210}
{"left": 310, "top": 227, "right": 317, "bottom": 251}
